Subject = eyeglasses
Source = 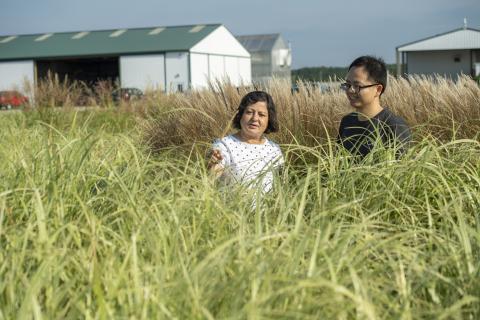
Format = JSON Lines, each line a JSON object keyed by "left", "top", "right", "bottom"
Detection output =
{"left": 340, "top": 82, "right": 380, "bottom": 94}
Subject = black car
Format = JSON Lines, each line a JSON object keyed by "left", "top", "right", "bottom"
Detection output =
{"left": 112, "top": 88, "right": 143, "bottom": 102}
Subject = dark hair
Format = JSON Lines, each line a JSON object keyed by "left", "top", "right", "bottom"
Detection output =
{"left": 232, "top": 91, "right": 279, "bottom": 134}
{"left": 349, "top": 56, "right": 387, "bottom": 95}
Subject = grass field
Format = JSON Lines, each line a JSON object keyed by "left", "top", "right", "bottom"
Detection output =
{"left": 1, "top": 77, "right": 479, "bottom": 319}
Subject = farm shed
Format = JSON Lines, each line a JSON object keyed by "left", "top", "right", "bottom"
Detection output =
{"left": 0, "top": 24, "right": 251, "bottom": 93}
{"left": 236, "top": 34, "right": 291, "bottom": 84}
{"left": 396, "top": 25, "right": 480, "bottom": 78}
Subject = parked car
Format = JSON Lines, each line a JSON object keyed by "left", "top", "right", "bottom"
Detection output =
{"left": 112, "top": 88, "right": 143, "bottom": 102}
{"left": 0, "top": 90, "right": 28, "bottom": 109}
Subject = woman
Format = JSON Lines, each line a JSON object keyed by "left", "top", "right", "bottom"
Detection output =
{"left": 208, "top": 91, "right": 284, "bottom": 193}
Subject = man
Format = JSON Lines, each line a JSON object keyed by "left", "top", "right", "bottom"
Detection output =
{"left": 337, "top": 56, "right": 411, "bottom": 159}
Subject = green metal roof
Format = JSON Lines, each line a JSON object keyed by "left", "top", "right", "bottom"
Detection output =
{"left": 0, "top": 24, "right": 221, "bottom": 61}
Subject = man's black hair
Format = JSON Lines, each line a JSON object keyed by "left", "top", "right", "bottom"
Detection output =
{"left": 349, "top": 56, "right": 387, "bottom": 95}
{"left": 233, "top": 91, "right": 279, "bottom": 134}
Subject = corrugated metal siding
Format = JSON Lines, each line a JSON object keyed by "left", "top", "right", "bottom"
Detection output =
{"left": 120, "top": 54, "right": 166, "bottom": 91}
{"left": 0, "top": 61, "right": 34, "bottom": 91}
{"left": 398, "top": 28, "right": 480, "bottom": 52}
{"left": 0, "top": 25, "right": 220, "bottom": 61}
{"left": 406, "top": 50, "right": 471, "bottom": 77}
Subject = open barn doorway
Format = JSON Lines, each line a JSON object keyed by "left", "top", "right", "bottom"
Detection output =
{"left": 36, "top": 56, "right": 119, "bottom": 88}
{"left": 35, "top": 56, "right": 120, "bottom": 105}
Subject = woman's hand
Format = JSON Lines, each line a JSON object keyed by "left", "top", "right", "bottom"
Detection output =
{"left": 207, "top": 149, "right": 224, "bottom": 171}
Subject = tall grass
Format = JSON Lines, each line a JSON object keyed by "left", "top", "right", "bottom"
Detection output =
{"left": 22, "top": 73, "right": 147, "bottom": 109}
{"left": 0, "top": 105, "right": 479, "bottom": 318}
{"left": 142, "top": 75, "right": 480, "bottom": 150}
{"left": 22, "top": 73, "right": 480, "bottom": 146}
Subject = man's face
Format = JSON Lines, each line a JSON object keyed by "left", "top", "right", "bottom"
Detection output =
{"left": 344, "top": 66, "right": 382, "bottom": 110}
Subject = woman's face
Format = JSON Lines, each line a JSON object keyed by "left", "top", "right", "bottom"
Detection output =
{"left": 240, "top": 101, "right": 269, "bottom": 139}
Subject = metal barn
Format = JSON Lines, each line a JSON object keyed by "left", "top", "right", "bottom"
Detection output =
{"left": 0, "top": 24, "right": 251, "bottom": 93}
{"left": 396, "top": 26, "right": 480, "bottom": 78}
{"left": 235, "top": 34, "right": 291, "bottom": 84}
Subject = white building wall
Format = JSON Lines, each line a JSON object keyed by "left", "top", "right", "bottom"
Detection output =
{"left": 191, "top": 53, "right": 251, "bottom": 89}
{"left": 224, "top": 56, "right": 240, "bottom": 86}
{"left": 166, "top": 52, "right": 189, "bottom": 92}
{"left": 238, "top": 57, "right": 251, "bottom": 85}
{"left": 407, "top": 50, "right": 471, "bottom": 78}
{"left": 208, "top": 55, "right": 225, "bottom": 83}
{"left": 190, "top": 53, "right": 209, "bottom": 89}
{"left": 270, "top": 37, "right": 292, "bottom": 83}
{"left": 0, "top": 61, "right": 34, "bottom": 92}
{"left": 120, "top": 54, "right": 165, "bottom": 91}
{"left": 191, "top": 26, "right": 250, "bottom": 57}
{"left": 190, "top": 25, "right": 251, "bottom": 86}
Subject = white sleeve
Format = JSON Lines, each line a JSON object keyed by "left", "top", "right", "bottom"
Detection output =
{"left": 212, "top": 139, "right": 231, "bottom": 167}
{"left": 266, "top": 142, "right": 284, "bottom": 168}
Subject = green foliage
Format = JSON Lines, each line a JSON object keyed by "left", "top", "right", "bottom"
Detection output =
{"left": 0, "top": 110, "right": 479, "bottom": 318}
{"left": 292, "top": 64, "right": 399, "bottom": 82}
{"left": 18, "top": 108, "right": 137, "bottom": 134}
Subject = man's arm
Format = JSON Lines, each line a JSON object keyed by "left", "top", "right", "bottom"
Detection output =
{"left": 390, "top": 117, "right": 412, "bottom": 158}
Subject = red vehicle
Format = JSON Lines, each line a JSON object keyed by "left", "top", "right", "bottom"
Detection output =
{"left": 0, "top": 90, "right": 29, "bottom": 109}
{"left": 112, "top": 88, "right": 143, "bottom": 102}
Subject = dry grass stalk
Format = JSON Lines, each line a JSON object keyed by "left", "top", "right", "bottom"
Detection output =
{"left": 21, "top": 73, "right": 480, "bottom": 149}
{"left": 142, "top": 75, "right": 480, "bottom": 151}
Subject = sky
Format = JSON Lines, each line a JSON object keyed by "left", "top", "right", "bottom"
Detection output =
{"left": 1, "top": 0, "right": 479, "bottom": 68}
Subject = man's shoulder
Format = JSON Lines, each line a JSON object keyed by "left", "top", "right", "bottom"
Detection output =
{"left": 377, "top": 107, "right": 412, "bottom": 142}
{"left": 340, "top": 112, "right": 359, "bottom": 124}
{"left": 341, "top": 112, "right": 358, "bottom": 119}
{"left": 378, "top": 108, "right": 409, "bottom": 127}
{"left": 379, "top": 107, "right": 407, "bottom": 124}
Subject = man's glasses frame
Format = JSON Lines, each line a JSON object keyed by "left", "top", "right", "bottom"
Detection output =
{"left": 340, "top": 82, "right": 380, "bottom": 94}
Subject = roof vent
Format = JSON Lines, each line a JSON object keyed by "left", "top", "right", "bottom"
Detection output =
{"left": 189, "top": 25, "right": 205, "bottom": 33}
{"left": 72, "top": 31, "right": 90, "bottom": 39}
{"left": 109, "top": 29, "right": 127, "bottom": 38}
{"left": 0, "top": 36, "right": 17, "bottom": 43}
{"left": 149, "top": 27, "right": 165, "bottom": 35}
{"left": 35, "top": 33, "right": 53, "bottom": 42}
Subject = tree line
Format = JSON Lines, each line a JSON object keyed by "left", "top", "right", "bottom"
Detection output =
{"left": 292, "top": 64, "right": 398, "bottom": 82}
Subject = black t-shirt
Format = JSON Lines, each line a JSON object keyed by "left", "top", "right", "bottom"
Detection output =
{"left": 337, "top": 107, "right": 412, "bottom": 158}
